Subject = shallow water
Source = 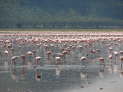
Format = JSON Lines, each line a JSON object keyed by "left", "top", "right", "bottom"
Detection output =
{"left": 1, "top": 63, "right": 122, "bottom": 92}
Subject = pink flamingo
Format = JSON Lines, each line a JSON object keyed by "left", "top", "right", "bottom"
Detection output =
{"left": 120, "top": 51, "right": 123, "bottom": 55}
{"left": 20, "top": 55, "right": 26, "bottom": 65}
{"left": 46, "top": 51, "right": 52, "bottom": 64}
{"left": 120, "top": 56, "right": 123, "bottom": 69}
{"left": 109, "top": 54, "right": 113, "bottom": 65}
{"left": 120, "top": 56, "right": 123, "bottom": 77}
{"left": 98, "top": 57, "right": 105, "bottom": 72}
{"left": 62, "top": 50, "right": 68, "bottom": 64}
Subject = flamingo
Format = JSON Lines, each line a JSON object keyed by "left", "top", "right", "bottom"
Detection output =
{"left": 11, "top": 56, "right": 19, "bottom": 66}
{"left": 80, "top": 56, "right": 88, "bottom": 86}
{"left": 120, "top": 56, "right": 123, "bottom": 69}
{"left": 35, "top": 56, "right": 41, "bottom": 65}
{"left": 20, "top": 55, "right": 26, "bottom": 65}
{"left": 46, "top": 51, "right": 52, "bottom": 64}
{"left": 108, "top": 54, "right": 113, "bottom": 73}
{"left": 80, "top": 56, "right": 88, "bottom": 67}
{"left": 26, "top": 51, "right": 33, "bottom": 65}
{"left": 98, "top": 57, "right": 105, "bottom": 72}
{"left": 55, "top": 56, "right": 61, "bottom": 77}
{"left": 120, "top": 51, "right": 123, "bottom": 55}
{"left": 32, "top": 50, "right": 36, "bottom": 57}
{"left": 4, "top": 50, "right": 9, "bottom": 55}
{"left": 62, "top": 50, "right": 69, "bottom": 64}
{"left": 108, "top": 47, "right": 113, "bottom": 54}
{"left": 113, "top": 51, "right": 119, "bottom": 64}
{"left": 3, "top": 50, "right": 10, "bottom": 65}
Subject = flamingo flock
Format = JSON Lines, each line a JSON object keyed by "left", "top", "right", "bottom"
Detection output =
{"left": 1, "top": 32, "right": 123, "bottom": 88}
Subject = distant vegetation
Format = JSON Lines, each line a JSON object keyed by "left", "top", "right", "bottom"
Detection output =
{"left": 0, "top": 0, "right": 123, "bottom": 28}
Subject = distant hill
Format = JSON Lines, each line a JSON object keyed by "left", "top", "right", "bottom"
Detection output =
{"left": 0, "top": 0, "right": 123, "bottom": 28}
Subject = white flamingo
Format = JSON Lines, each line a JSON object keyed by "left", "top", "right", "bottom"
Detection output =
{"left": 35, "top": 56, "right": 41, "bottom": 65}
{"left": 113, "top": 51, "right": 119, "bottom": 64}
{"left": 55, "top": 56, "right": 61, "bottom": 77}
